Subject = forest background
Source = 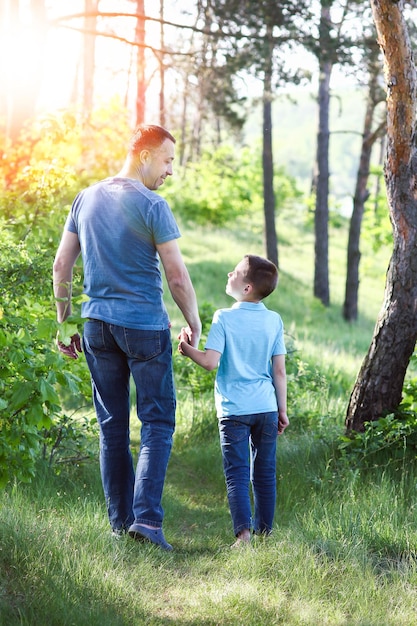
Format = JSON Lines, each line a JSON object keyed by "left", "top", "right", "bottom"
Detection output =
{"left": 2, "top": 1, "right": 417, "bottom": 623}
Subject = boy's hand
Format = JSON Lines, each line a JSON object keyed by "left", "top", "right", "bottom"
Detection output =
{"left": 178, "top": 327, "right": 190, "bottom": 355}
{"left": 278, "top": 412, "right": 289, "bottom": 434}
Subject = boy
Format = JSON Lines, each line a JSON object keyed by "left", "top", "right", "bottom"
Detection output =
{"left": 178, "top": 254, "right": 288, "bottom": 547}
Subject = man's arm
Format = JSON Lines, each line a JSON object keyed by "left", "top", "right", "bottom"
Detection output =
{"left": 53, "top": 230, "right": 83, "bottom": 359}
{"left": 272, "top": 354, "right": 289, "bottom": 434}
{"left": 157, "top": 239, "right": 202, "bottom": 347}
{"left": 53, "top": 230, "right": 81, "bottom": 323}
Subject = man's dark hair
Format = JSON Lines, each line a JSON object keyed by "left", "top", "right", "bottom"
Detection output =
{"left": 244, "top": 254, "right": 278, "bottom": 299}
{"left": 129, "top": 124, "right": 176, "bottom": 155}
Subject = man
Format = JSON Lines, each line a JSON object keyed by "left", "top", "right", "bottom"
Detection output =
{"left": 53, "top": 124, "right": 201, "bottom": 551}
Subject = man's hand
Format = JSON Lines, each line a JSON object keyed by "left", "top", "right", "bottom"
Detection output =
{"left": 56, "top": 332, "right": 82, "bottom": 359}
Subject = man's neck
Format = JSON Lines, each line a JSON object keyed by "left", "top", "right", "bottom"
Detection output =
{"left": 116, "top": 158, "right": 143, "bottom": 183}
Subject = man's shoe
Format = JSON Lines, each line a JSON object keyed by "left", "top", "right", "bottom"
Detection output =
{"left": 128, "top": 523, "right": 173, "bottom": 551}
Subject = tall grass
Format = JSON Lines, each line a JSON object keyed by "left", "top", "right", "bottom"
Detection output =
{"left": 2, "top": 214, "right": 417, "bottom": 625}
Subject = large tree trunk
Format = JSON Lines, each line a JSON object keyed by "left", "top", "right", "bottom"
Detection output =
{"left": 346, "top": 0, "right": 417, "bottom": 431}
{"left": 262, "top": 38, "right": 278, "bottom": 268}
{"left": 313, "top": 47, "right": 332, "bottom": 305}
{"left": 343, "top": 55, "right": 385, "bottom": 322}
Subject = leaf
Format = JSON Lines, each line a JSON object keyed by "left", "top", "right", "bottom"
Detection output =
{"left": 9, "top": 382, "right": 33, "bottom": 411}
{"left": 39, "top": 379, "right": 60, "bottom": 404}
{"left": 58, "top": 321, "right": 79, "bottom": 345}
{"left": 36, "top": 318, "right": 56, "bottom": 340}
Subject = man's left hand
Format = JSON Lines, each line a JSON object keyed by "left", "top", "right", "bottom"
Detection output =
{"left": 56, "top": 332, "right": 82, "bottom": 359}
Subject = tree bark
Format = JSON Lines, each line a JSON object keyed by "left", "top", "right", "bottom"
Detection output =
{"left": 262, "top": 28, "right": 278, "bottom": 268}
{"left": 313, "top": 58, "right": 331, "bottom": 306}
{"left": 313, "top": 2, "right": 332, "bottom": 306}
{"left": 346, "top": 0, "right": 417, "bottom": 431}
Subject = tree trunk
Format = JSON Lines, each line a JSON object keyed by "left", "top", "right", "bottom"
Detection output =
{"left": 262, "top": 29, "right": 278, "bottom": 267}
{"left": 346, "top": 0, "right": 417, "bottom": 431}
{"left": 313, "top": 55, "right": 332, "bottom": 306}
{"left": 135, "top": 0, "right": 146, "bottom": 126}
{"left": 343, "top": 58, "right": 385, "bottom": 321}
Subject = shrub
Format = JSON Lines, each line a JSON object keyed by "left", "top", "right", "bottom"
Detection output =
{"left": 0, "top": 223, "right": 92, "bottom": 486}
{"left": 163, "top": 144, "right": 302, "bottom": 226}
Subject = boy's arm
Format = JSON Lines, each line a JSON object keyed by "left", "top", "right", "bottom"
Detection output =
{"left": 178, "top": 328, "right": 220, "bottom": 371}
{"left": 272, "top": 354, "right": 289, "bottom": 434}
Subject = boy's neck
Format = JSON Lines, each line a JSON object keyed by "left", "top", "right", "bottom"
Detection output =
{"left": 234, "top": 295, "right": 261, "bottom": 304}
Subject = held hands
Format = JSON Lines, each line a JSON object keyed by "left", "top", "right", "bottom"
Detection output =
{"left": 177, "top": 327, "right": 191, "bottom": 355}
{"left": 56, "top": 332, "right": 82, "bottom": 359}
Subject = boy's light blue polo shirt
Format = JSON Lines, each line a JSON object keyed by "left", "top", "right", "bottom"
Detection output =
{"left": 205, "top": 301, "right": 286, "bottom": 418}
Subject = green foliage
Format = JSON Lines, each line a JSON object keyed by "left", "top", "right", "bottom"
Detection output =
{"left": 0, "top": 101, "right": 130, "bottom": 244}
{"left": 336, "top": 411, "right": 417, "bottom": 471}
{"left": 0, "top": 103, "right": 132, "bottom": 485}
{"left": 362, "top": 165, "right": 392, "bottom": 251}
{"left": 285, "top": 349, "right": 333, "bottom": 431}
{"left": 174, "top": 301, "right": 216, "bottom": 394}
{"left": 174, "top": 302, "right": 219, "bottom": 442}
{"left": 336, "top": 367, "right": 417, "bottom": 469}
{"left": 0, "top": 223, "right": 92, "bottom": 486}
{"left": 163, "top": 144, "right": 302, "bottom": 226}
{"left": 41, "top": 412, "right": 98, "bottom": 469}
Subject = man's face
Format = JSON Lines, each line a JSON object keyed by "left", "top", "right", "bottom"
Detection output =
{"left": 225, "top": 258, "right": 250, "bottom": 300}
{"left": 142, "top": 138, "right": 175, "bottom": 190}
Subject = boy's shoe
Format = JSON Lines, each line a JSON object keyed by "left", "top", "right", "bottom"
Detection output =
{"left": 128, "top": 523, "right": 173, "bottom": 551}
{"left": 111, "top": 528, "right": 126, "bottom": 539}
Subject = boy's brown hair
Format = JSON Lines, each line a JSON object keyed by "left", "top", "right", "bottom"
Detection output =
{"left": 244, "top": 254, "right": 278, "bottom": 299}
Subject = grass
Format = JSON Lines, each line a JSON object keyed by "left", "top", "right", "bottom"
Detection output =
{"left": 2, "top": 212, "right": 417, "bottom": 625}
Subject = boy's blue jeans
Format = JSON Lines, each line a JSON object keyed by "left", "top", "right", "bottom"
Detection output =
{"left": 82, "top": 320, "right": 175, "bottom": 532}
{"left": 218, "top": 412, "right": 278, "bottom": 536}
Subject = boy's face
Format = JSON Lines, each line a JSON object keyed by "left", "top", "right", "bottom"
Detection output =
{"left": 226, "top": 258, "right": 250, "bottom": 300}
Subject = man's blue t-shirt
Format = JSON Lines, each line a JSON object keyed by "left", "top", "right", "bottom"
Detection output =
{"left": 205, "top": 301, "right": 286, "bottom": 417}
{"left": 65, "top": 177, "right": 180, "bottom": 329}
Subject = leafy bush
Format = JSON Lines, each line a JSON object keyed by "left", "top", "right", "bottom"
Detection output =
{"left": 163, "top": 144, "right": 302, "bottom": 226}
{"left": 336, "top": 372, "right": 417, "bottom": 469}
{"left": 174, "top": 301, "right": 217, "bottom": 397}
{"left": 0, "top": 224, "right": 92, "bottom": 486}
{"left": 1, "top": 101, "right": 130, "bottom": 244}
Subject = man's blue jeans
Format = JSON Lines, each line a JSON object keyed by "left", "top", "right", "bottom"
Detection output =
{"left": 218, "top": 412, "right": 278, "bottom": 536}
{"left": 82, "top": 320, "right": 175, "bottom": 531}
